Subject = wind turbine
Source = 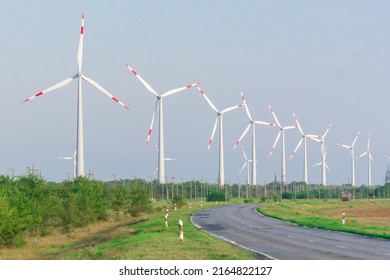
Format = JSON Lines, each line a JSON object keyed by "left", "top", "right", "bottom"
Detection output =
{"left": 290, "top": 113, "right": 318, "bottom": 184}
{"left": 337, "top": 132, "right": 360, "bottom": 187}
{"left": 310, "top": 124, "right": 331, "bottom": 186}
{"left": 59, "top": 151, "right": 77, "bottom": 179}
{"left": 23, "top": 13, "right": 129, "bottom": 177}
{"left": 233, "top": 92, "right": 275, "bottom": 186}
{"left": 357, "top": 132, "right": 374, "bottom": 186}
{"left": 268, "top": 105, "right": 297, "bottom": 187}
{"left": 125, "top": 64, "right": 198, "bottom": 184}
{"left": 196, "top": 86, "right": 243, "bottom": 187}
{"left": 312, "top": 146, "right": 330, "bottom": 173}
{"left": 239, "top": 146, "right": 252, "bottom": 186}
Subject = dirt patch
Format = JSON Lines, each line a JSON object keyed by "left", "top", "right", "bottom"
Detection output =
{"left": 326, "top": 202, "right": 390, "bottom": 227}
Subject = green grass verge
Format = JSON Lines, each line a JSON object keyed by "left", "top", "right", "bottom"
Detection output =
{"left": 258, "top": 199, "right": 390, "bottom": 239}
{"left": 43, "top": 199, "right": 258, "bottom": 260}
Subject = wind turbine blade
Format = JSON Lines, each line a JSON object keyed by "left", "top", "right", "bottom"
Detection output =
{"left": 124, "top": 64, "right": 159, "bottom": 97}
{"left": 81, "top": 75, "right": 129, "bottom": 110}
{"left": 146, "top": 100, "right": 158, "bottom": 146}
{"left": 207, "top": 117, "right": 219, "bottom": 150}
{"left": 358, "top": 151, "right": 367, "bottom": 158}
{"left": 239, "top": 162, "right": 247, "bottom": 175}
{"left": 337, "top": 143, "right": 351, "bottom": 149}
{"left": 59, "top": 157, "right": 73, "bottom": 160}
{"left": 370, "top": 154, "right": 374, "bottom": 163}
{"left": 268, "top": 105, "right": 281, "bottom": 128}
{"left": 240, "top": 92, "right": 253, "bottom": 122}
{"left": 197, "top": 86, "right": 218, "bottom": 113}
{"left": 367, "top": 133, "right": 371, "bottom": 150}
{"left": 162, "top": 82, "right": 199, "bottom": 98}
{"left": 233, "top": 123, "right": 251, "bottom": 150}
{"left": 323, "top": 123, "right": 331, "bottom": 139}
{"left": 312, "top": 162, "right": 322, "bottom": 167}
{"left": 77, "top": 12, "right": 85, "bottom": 73}
{"left": 283, "top": 125, "right": 297, "bottom": 130}
{"left": 309, "top": 136, "right": 322, "bottom": 143}
{"left": 293, "top": 113, "right": 304, "bottom": 136}
{"left": 23, "top": 75, "right": 77, "bottom": 103}
{"left": 254, "top": 120, "right": 275, "bottom": 127}
{"left": 73, "top": 151, "right": 77, "bottom": 158}
{"left": 352, "top": 132, "right": 360, "bottom": 147}
{"left": 290, "top": 138, "right": 303, "bottom": 159}
{"left": 221, "top": 104, "right": 243, "bottom": 114}
{"left": 269, "top": 130, "right": 281, "bottom": 157}
{"left": 241, "top": 146, "right": 248, "bottom": 161}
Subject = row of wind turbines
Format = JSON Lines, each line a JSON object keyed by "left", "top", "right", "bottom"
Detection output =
{"left": 25, "top": 13, "right": 374, "bottom": 188}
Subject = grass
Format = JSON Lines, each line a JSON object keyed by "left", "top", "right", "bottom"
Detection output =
{"left": 0, "top": 198, "right": 257, "bottom": 260}
{"left": 258, "top": 199, "right": 390, "bottom": 239}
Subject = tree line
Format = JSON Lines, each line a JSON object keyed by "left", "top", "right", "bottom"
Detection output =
{"left": 0, "top": 174, "right": 151, "bottom": 247}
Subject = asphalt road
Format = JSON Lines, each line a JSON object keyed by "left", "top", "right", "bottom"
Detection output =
{"left": 191, "top": 204, "right": 390, "bottom": 260}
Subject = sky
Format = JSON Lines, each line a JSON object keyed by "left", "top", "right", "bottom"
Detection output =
{"left": 1, "top": 0, "right": 390, "bottom": 186}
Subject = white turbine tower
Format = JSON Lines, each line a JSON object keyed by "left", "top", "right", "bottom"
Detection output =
{"left": 196, "top": 86, "right": 243, "bottom": 187}
{"left": 125, "top": 64, "right": 198, "bottom": 184}
{"left": 59, "top": 151, "right": 77, "bottom": 179}
{"left": 24, "top": 13, "right": 129, "bottom": 177}
{"left": 357, "top": 132, "right": 374, "bottom": 186}
{"left": 233, "top": 93, "right": 275, "bottom": 186}
{"left": 268, "top": 105, "right": 297, "bottom": 187}
{"left": 337, "top": 132, "right": 360, "bottom": 187}
{"left": 310, "top": 124, "right": 331, "bottom": 186}
{"left": 239, "top": 146, "right": 252, "bottom": 186}
{"left": 290, "top": 113, "right": 318, "bottom": 184}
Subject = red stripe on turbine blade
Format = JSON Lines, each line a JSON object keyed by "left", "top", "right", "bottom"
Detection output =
{"left": 132, "top": 70, "right": 137, "bottom": 76}
{"left": 200, "top": 89, "right": 204, "bottom": 94}
{"left": 23, "top": 98, "right": 30, "bottom": 103}
{"left": 35, "top": 92, "right": 43, "bottom": 97}
{"left": 82, "top": 12, "right": 85, "bottom": 19}
{"left": 125, "top": 105, "right": 130, "bottom": 110}
{"left": 148, "top": 129, "right": 152, "bottom": 136}
{"left": 186, "top": 84, "right": 193, "bottom": 88}
{"left": 112, "top": 97, "right": 119, "bottom": 103}
{"left": 80, "top": 26, "right": 84, "bottom": 34}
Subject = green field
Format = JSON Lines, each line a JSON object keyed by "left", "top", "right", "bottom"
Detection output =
{"left": 258, "top": 199, "right": 390, "bottom": 239}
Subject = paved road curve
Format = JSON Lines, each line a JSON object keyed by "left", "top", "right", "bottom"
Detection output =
{"left": 191, "top": 204, "right": 390, "bottom": 260}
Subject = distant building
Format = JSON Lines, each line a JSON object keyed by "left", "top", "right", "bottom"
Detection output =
{"left": 385, "top": 165, "right": 390, "bottom": 184}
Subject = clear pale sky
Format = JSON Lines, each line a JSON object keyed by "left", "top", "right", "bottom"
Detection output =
{"left": 1, "top": 0, "right": 390, "bottom": 185}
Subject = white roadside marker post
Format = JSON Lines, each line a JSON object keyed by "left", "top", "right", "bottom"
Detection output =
{"left": 178, "top": 220, "right": 184, "bottom": 241}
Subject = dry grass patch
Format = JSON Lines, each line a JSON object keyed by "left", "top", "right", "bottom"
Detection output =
{"left": 0, "top": 215, "right": 146, "bottom": 260}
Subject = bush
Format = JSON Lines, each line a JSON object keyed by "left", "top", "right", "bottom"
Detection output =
{"left": 128, "top": 185, "right": 152, "bottom": 217}
{"left": 171, "top": 195, "right": 185, "bottom": 208}
{"left": 207, "top": 191, "right": 225, "bottom": 202}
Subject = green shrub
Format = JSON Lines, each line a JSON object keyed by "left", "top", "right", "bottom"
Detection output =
{"left": 207, "top": 191, "right": 225, "bottom": 202}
